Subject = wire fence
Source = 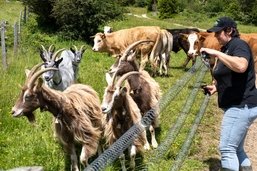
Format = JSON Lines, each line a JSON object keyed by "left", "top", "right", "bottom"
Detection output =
{"left": 0, "top": 6, "right": 28, "bottom": 70}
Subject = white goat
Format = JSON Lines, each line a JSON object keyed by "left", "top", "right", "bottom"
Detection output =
{"left": 11, "top": 64, "right": 103, "bottom": 171}
{"left": 39, "top": 45, "right": 75, "bottom": 91}
{"left": 60, "top": 45, "right": 86, "bottom": 80}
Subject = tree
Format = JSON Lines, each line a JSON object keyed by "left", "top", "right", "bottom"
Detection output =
{"left": 21, "top": 0, "right": 124, "bottom": 41}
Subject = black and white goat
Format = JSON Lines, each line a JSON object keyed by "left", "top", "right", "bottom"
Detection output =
{"left": 11, "top": 63, "right": 103, "bottom": 171}
{"left": 39, "top": 45, "right": 74, "bottom": 91}
{"left": 102, "top": 71, "right": 147, "bottom": 171}
{"left": 107, "top": 40, "right": 161, "bottom": 150}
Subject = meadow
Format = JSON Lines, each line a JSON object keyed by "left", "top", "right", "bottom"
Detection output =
{"left": 1, "top": 1, "right": 257, "bottom": 171}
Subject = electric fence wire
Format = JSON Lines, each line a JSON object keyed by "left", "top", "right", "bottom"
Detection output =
{"left": 169, "top": 94, "right": 210, "bottom": 171}
{"left": 148, "top": 62, "right": 208, "bottom": 164}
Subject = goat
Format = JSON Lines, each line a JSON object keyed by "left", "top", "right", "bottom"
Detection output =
{"left": 39, "top": 44, "right": 74, "bottom": 91}
{"left": 11, "top": 64, "right": 103, "bottom": 171}
{"left": 108, "top": 40, "right": 161, "bottom": 150}
{"left": 102, "top": 71, "right": 147, "bottom": 171}
{"left": 60, "top": 45, "right": 86, "bottom": 80}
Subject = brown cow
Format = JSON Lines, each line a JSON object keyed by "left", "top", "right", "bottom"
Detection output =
{"left": 92, "top": 26, "right": 161, "bottom": 71}
{"left": 180, "top": 32, "right": 257, "bottom": 86}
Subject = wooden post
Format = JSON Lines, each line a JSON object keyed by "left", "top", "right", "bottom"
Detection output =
{"left": 14, "top": 22, "right": 18, "bottom": 55}
{"left": 1, "top": 21, "right": 7, "bottom": 70}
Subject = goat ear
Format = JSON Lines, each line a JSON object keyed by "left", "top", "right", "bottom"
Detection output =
{"left": 25, "top": 69, "right": 31, "bottom": 77}
{"left": 105, "top": 72, "right": 112, "bottom": 85}
{"left": 55, "top": 58, "right": 63, "bottom": 66}
{"left": 36, "top": 78, "right": 44, "bottom": 89}
{"left": 121, "top": 87, "right": 127, "bottom": 95}
{"left": 70, "top": 47, "right": 75, "bottom": 53}
{"left": 90, "top": 35, "right": 95, "bottom": 38}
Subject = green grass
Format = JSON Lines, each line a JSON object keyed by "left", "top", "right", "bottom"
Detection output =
{"left": 1, "top": 3, "right": 255, "bottom": 171}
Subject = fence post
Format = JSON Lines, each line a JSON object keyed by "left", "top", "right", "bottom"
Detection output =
{"left": 23, "top": 6, "right": 27, "bottom": 23}
{"left": 1, "top": 21, "right": 7, "bottom": 70}
{"left": 14, "top": 22, "right": 18, "bottom": 55}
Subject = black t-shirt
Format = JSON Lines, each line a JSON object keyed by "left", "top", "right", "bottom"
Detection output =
{"left": 213, "top": 37, "right": 257, "bottom": 109}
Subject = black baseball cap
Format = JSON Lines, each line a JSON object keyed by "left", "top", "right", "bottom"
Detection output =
{"left": 207, "top": 17, "right": 237, "bottom": 33}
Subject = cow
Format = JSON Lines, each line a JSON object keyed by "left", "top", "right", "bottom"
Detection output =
{"left": 180, "top": 31, "right": 257, "bottom": 85}
{"left": 166, "top": 28, "right": 201, "bottom": 68}
{"left": 91, "top": 26, "right": 161, "bottom": 72}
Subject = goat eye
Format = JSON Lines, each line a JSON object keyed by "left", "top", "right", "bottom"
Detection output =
{"left": 24, "top": 95, "right": 32, "bottom": 101}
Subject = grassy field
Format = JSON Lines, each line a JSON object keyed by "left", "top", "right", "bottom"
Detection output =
{"left": 1, "top": 1, "right": 257, "bottom": 171}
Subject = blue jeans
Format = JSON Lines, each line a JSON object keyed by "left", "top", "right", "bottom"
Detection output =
{"left": 220, "top": 105, "right": 257, "bottom": 171}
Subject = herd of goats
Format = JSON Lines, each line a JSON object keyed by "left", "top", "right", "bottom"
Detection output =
{"left": 10, "top": 26, "right": 202, "bottom": 171}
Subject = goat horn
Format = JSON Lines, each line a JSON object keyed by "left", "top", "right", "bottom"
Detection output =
{"left": 40, "top": 45, "right": 47, "bottom": 52}
{"left": 48, "top": 44, "right": 55, "bottom": 53}
{"left": 120, "top": 40, "right": 153, "bottom": 61}
{"left": 72, "top": 45, "right": 78, "bottom": 52}
{"left": 27, "top": 62, "right": 45, "bottom": 79}
{"left": 80, "top": 45, "right": 86, "bottom": 52}
{"left": 52, "top": 48, "right": 65, "bottom": 61}
{"left": 115, "top": 71, "right": 141, "bottom": 89}
{"left": 28, "top": 67, "right": 58, "bottom": 89}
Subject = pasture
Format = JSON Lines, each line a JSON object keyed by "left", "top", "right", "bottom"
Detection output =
{"left": 1, "top": 1, "right": 257, "bottom": 171}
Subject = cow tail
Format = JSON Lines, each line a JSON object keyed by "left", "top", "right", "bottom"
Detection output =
{"left": 150, "top": 30, "right": 161, "bottom": 64}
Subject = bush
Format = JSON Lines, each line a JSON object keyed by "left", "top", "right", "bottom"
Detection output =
{"left": 157, "top": 0, "right": 179, "bottom": 19}
{"left": 21, "top": 0, "right": 124, "bottom": 42}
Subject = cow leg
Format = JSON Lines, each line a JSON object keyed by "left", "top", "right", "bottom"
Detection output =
{"left": 129, "top": 145, "right": 136, "bottom": 170}
{"left": 119, "top": 153, "right": 127, "bottom": 171}
{"left": 159, "top": 54, "right": 163, "bottom": 76}
{"left": 162, "top": 53, "right": 168, "bottom": 76}
{"left": 149, "top": 125, "right": 158, "bottom": 148}
{"left": 139, "top": 55, "right": 149, "bottom": 71}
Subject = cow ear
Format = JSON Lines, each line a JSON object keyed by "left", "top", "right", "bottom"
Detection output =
{"left": 101, "top": 34, "right": 106, "bottom": 39}
{"left": 179, "top": 33, "right": 188, "bottom": 41}
{"left": 199, "top": 35, "right": 206, "bottom": 42}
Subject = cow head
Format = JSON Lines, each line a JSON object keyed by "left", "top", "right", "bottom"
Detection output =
{"left": 180, "top": 32, "right": 206, "bottom": 59}
{"left": 11, "top": 63, "right": 58, "bottom": 123}
{"left": 92, "top": 33, "right": 107, "bottom": 52}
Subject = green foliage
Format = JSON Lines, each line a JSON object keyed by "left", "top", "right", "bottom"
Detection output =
{"left": 20, "top": 0, "right": 57, "bottom": 29}
{"left": 135, "top": 0, "right": 148, "bottom": 7}
{"left": 52, "top": 0, "right": 124, "bottom": 41}
{"left": 157, "top": 0, "right": 179, "bottom": 19}
{"left": 20, "top": 0, "right": 124, "bottom": 41}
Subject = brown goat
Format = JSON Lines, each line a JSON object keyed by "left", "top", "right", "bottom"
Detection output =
{"left": 102, "top": 71, "right": 148, "bottom": 171}
{"left": 107, "top": 40, "right": 161, "bottom": 149}
{"left": 11, "top": 64, "right": 103, "bottom": 171}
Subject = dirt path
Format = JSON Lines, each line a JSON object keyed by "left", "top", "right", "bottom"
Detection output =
{"left": 245, "top": 120, "right": 257, "bottom": 170}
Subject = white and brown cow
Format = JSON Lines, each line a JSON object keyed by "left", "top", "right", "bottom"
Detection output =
{"left": 180, "top": 31, "right": 257, "bottom": 85}
{"left": 92, "top": 26, "right": 161, "bottom": 72}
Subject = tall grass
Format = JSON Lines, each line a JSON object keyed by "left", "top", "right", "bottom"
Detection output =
{"left": 1, "top": 2, "right": 257, "bottom": 171}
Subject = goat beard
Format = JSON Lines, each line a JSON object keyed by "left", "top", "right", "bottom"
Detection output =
{"left": 24, "top": 112, "right": 36, "bottom": 123}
